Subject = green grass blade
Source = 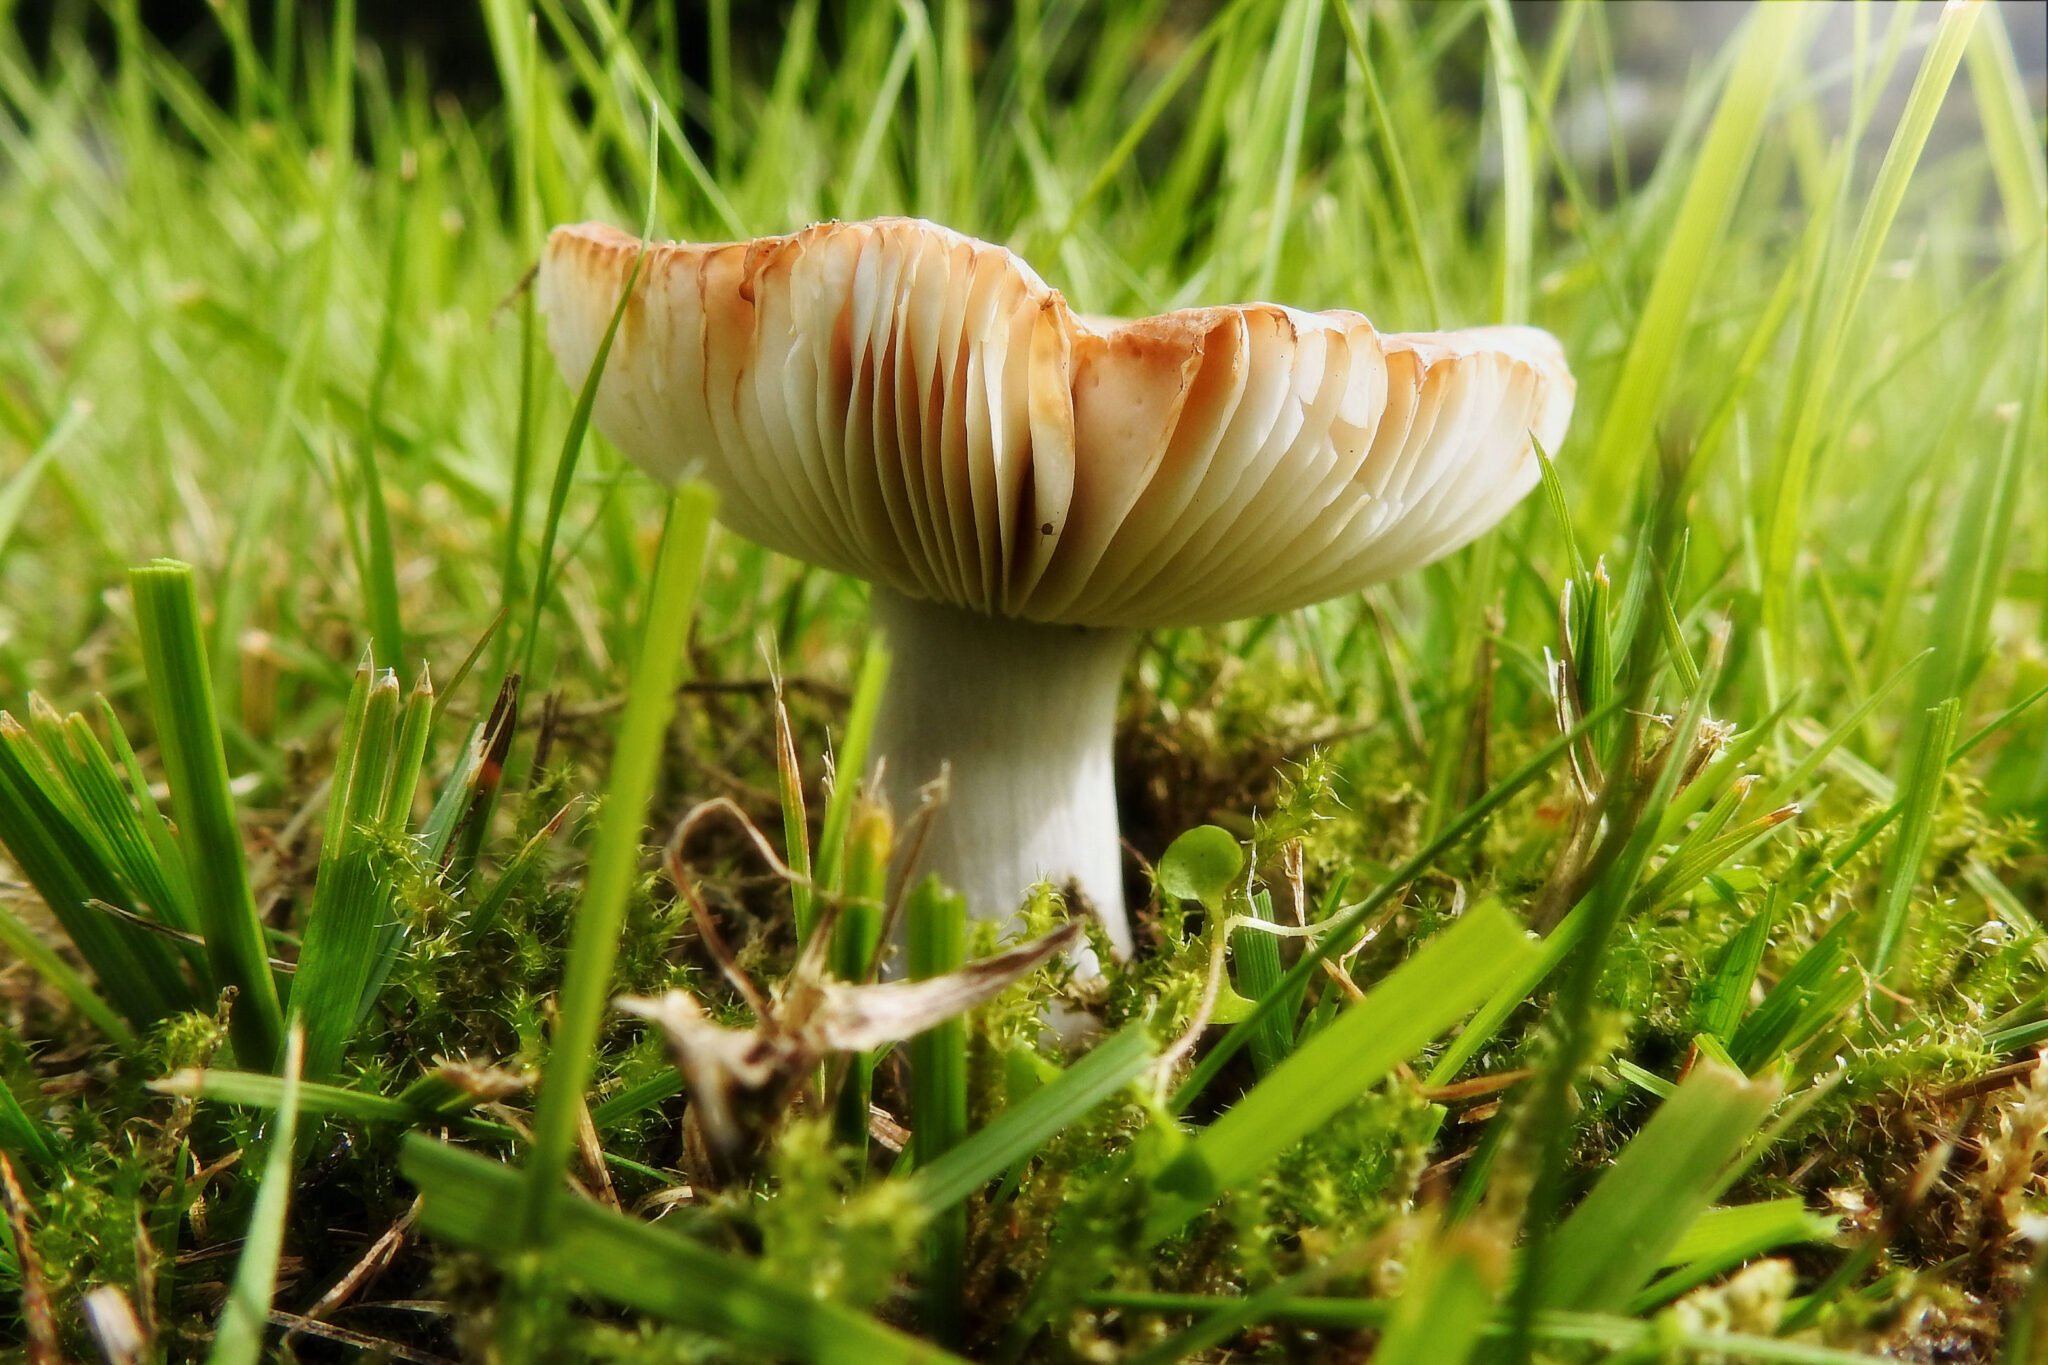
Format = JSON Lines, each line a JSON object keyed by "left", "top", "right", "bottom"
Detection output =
{"left": 905, "top": 1020, "right": 1154, "bottom": 1215}
{"left": 157, "top": 1064, "right": 527, "bottom": 1138}
{"left": 0, "top": 720, "right": 193, "bottom": 1026}
{"left": 1126, "top": 1255, "right": 1339, "bottom": 1365}
{"left": 1664, "top": 1198, "right": 1837, "bottom": 1267}
{"left": 1540, "top": 1062, "right": 1781, "bottom": 1312}
{"left": 0, "top": 401, "right": 88, "bottom": 560}
{"left": 806, "top": 636, "right": 890, "bottom": 940}
{"left": 905, "top": 875, "right": 968, "bottom": 1345}
{"left": 1232, "top": 890, "right": 1290, "bottom": 1075}
{"left": 1368, "top": 1228, "right": 1496, "bottom": 1365}
{"left": 1964, "top": 4, "right": 2048, "bottom": 244}
{"left": 156, "top": 1065, "right": 414, "bottom": 1125}
{"left": 0, "top": 1073, "right": 57, "bottom": 1169}
{"left": 129, "top": 561, "right": 284, "bottom": 1070}
{"left": 517, "top": 485, "right": 715, "bottom": 1245}
{"left": 292, "top": 850, "right": 391, "bottom": 1081}
{"left": 353, "top": 162, "right": 413, "bottom": 678}
{"left": 774, "top": 680, "right": 816, "bottom": 944}
{"left": 58, "top": 712, "right": 200, "bottom": 940}
{"left": 1731, "top": 913, "right": 1860, "bottom": 1072}
{"left": 379, "top": 664, "right": 435, "bottom": 835}
{"left": 1627, "top": 1197, "right": 1838, "bottom": 1312}
{"left": 1871, "top": 697, "right": 1963, "bottom": 976}
{"left": 1583, "top": 2, "right": 1804, "bottom": 514}
{"left": 405, "top": 1134, "right": 968, "bottom": 1365}
{"left": 204, "top": 1022, "right": 303, "bottom": 1365}
{"left": 1327, "top": 0, "right": 1441, "bottom": 324}
{"left": 1761, "top": 0, "right": 1983, "bottom": 664}
{"left": 0, "top": 905, "right": 134, "bottom": 1048}
{"left": 520, "top": 112, "right": 660, "bottom": 680}
{"left": 1174, "top": 695, "right": 1622, "bottom": 1111}
{"left": 462, "top": 799, "right": 574, "bottom": 945}
{"left": 1152, "top": 902, "right": 1534, "bottom": 1232}
{"left": 1691, "top": 886, "right": 1782, "bottom": 1043}
{"left": 1481, "top": 0, "right": 1531, "bottom": 325}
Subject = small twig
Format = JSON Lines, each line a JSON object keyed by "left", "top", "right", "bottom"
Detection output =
{"left": 661, "top": 797, "right": 806, "bottom": 1018}
{"left": 1936, "top": 1059, "right": 2046, "bottom": 1105}
{"left": 867, "top": 765, "right": 949, "bottom": 980}
{"left": 1416, "top": 1068, "right": 1535, "bottom": 1104}
{"left": 577, "top": 1099, "right": 620, "bottom": 1212}
{"left": 86, "top": 900, "right": 298, "bottom": 972}
{"left": 282, "top": 1197, "right": 421, "bottom": 1350}
{"left": 0, "top": 1154, "right": 61, "bottom": 1365}
{"left": 265, "top": 1309, "right": 460, "bottom": 1365}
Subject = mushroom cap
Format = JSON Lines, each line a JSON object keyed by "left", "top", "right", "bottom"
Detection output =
{"left": 540, "top": 217, "right": 1575, "bottom": 629}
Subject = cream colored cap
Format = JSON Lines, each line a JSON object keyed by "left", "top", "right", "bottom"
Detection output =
{"left": 540, "top": 217, "right": 1574, "bottom": 628}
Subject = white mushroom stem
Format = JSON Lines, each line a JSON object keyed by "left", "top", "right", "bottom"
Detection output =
{"left": 867, "top": 585, "right": 1137, "bottom": 958}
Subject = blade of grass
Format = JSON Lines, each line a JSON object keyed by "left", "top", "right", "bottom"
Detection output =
{"left": 905, "top": 875, "right": 967, "bottom": 1345}
{"left": 1327, "top": 0, "right": 1442, "bottom": 324}
{"left": 1583, "top": 1, "right": 1804, "bottom": 518}
{"left": 352, "top": 155, "right": 413, "bottom": 677}
{"left": 520, "top": 107, "right": 660, "bottom": 681}
{"left": 1231, "top": 889, "right": 1290, "bottom": 1075}
{"left": 1871, "top": 697, "right": 1963, "bottom": 976}
{"left": 379, "top": 664, "right": 434, "bottom": 834}
{"left": 292, "top": 664, "right": 401, "bottom": 1080}
{"left": 56, "top": 711, "right": 201, "bottom": 943}
{"left": 130, "top": 561, "right": 284, "bottom": 1070}
{"left": 0, "top": 1075, "right": 57, "bottom": 1170}
{"left": 904, "top": 1020, "right": 1154, "bottom": 1215}
{"left": 515, "top": 485, "right": 715, "bottom": 1240}
{"left": 805, "top": 637, "right": 890, "bottom": 941}
{"left": 1481, "top": 0, "right": 1532, "bottom": 325}
{"left": 1629, "top": 1197, "right": 1838, "bottom": 1313}
{"left": 1691, "top": 885, "right": 1783, "bottom": 1043}
{"left": 1151, "top": 902, "right": 1534, "bottom": 1234}
{"left": 1540, "top": 1062, "right": 1782, "bottom": 1312}
{"left": 461, "top": 799, "right": 574, "bottom": 945}
{"left": 1172, "top": 694, "right": 1622, "bottom": 1112}
{"left": 1964, "top": 3, "right": 2048, "bottom": 246}
{"left": 1760, "top": 0, "right": 1983, "bottom": 674}
{"left": 0, "top": 906, "right": 134, "bottom": 1048}
{"left": 204, "top": 1022, "right": 303, "bottom": 1365}
{"left": 0, "top": 719, "right": 193, "bottom": 1026}
{"left": 405, "top": 1134, "right": 969, "bottom": 1365}
{"left": 1368, "top": 1227, "right": 1498, "bottom": 1365}
{"left": 0, "top": 401, "right": 88, "bottom": 559}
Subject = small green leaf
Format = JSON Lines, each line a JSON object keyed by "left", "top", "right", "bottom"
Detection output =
{"left": 1158, "top": 825, "right": 1243, "bottom": 909}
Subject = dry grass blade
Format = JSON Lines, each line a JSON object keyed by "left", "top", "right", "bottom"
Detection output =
{"left": 0, "top": 1151, "right": 62, "bottom": 1365}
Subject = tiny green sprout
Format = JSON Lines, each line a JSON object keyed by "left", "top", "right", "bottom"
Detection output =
{"left": 1158, "top": 825, "right": 1246, "bottom": 911}
{"left": 1159, "top": 826, "right": 1257, "bottom": 1025}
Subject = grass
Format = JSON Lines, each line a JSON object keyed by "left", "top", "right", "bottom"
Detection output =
{"left": 0, "top": 0, "right": 2044, "bottom": 1361}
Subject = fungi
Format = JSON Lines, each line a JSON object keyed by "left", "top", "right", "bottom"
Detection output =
{"left": 539, "top": 217, "right": 1574, "bottom": 956}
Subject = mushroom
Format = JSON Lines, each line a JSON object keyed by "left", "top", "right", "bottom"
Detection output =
{"left": 538, "top": 217, "right": 1574, "bottom": 959}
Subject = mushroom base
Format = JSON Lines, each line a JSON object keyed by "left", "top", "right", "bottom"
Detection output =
{"left": 867, "top": 586, "right": 1136, "bottom": 958}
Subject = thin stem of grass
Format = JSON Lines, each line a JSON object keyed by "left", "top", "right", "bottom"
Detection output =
{"left": 509, "top": 485, "right": 714, "bottom": 1343}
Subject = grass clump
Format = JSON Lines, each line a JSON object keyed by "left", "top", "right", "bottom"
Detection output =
{"left": 1, "top": 1, "right": 2045, "bottom": 1362}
